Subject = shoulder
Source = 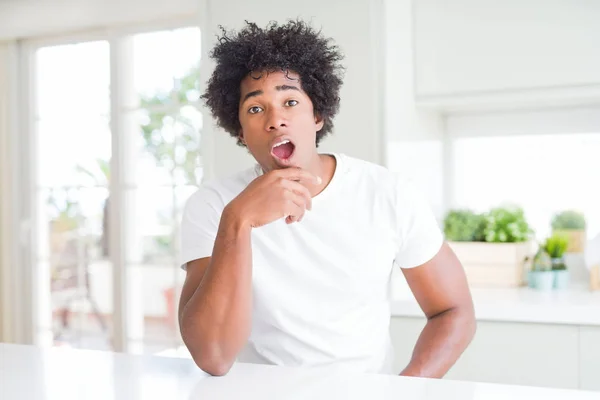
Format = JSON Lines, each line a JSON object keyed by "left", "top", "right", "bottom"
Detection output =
{"left": 337, "top": 153, "right": 395, "bottom": 182}
{"left": 337, "top": 153, "right": 413, "bottom": 195}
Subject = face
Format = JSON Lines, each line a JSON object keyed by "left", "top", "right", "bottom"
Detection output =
{"left": 238, "top": 70, "right": 324, "bottom": 172}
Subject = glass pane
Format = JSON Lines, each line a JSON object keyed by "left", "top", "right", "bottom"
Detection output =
{"left": 127, "top": 265, "right": 178, "bottom": 343}
{"left": 175, "top": 105, "right": 203, "bottom": 186}
{"left": 171, "top": 27, "right": 202, "bottom": 82}
{"left": 451, "top": 133, "right": 600, "bottom": 240}
{"left": 124, "top": 182, "right": 186, "bottom": 345}
{"left": 133, "top": 108, "right": 203, "bottom": 187}
{"left": 133, "top": 109, "right": 177, "bottom": 186}
{"left": 174, "top": 185, "right": 199, "bottom": 260}
{"left": 129, "top": 187, "right": 176, "bottom": 265}
{"left": 37, "top": 115, "right": 111, "bottom": 188}
{"left": 35, "top": 39, "right": 112, "bottom": 351}
{"left": 133, "top": 27, "right": 201, "bottom": 107}
{"left": 36, "top": 41, "right": 110, "bottom": 119}
{"left": 39, "top": 187, "right": 113, "bottom": 349}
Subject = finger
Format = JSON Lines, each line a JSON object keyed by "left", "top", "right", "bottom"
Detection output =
{"left": 284, "top": 197, "right": 306, "bottom": 224}
{"left": 280, "top": 179, "right": 312, "bottom": 210}
{"left": 277, "top": 167, "right": 321, "bottom": 185}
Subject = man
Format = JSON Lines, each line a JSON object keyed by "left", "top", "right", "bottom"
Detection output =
{"left": 179, "top": 20, "right": 475, "bottom": 377}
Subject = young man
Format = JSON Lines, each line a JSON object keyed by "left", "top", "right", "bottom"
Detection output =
{"left": 179, "top": 20, "right": 475, "bottom": 377}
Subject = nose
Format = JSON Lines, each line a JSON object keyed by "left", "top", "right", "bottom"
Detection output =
{"left": 265, "top": 108, "right": 287, "bottom": 132}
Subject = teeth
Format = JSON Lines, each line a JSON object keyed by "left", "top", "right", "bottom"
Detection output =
{"left": 273, "top": 140, "right": 290, "bottom": 148}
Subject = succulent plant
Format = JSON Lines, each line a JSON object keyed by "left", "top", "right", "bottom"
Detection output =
{"left": 531, "top": 248, "right": 552, "bottom": 272}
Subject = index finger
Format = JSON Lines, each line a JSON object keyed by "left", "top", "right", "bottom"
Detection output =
{"left": 277, "top": 168, "right": 321, "bottom": 185}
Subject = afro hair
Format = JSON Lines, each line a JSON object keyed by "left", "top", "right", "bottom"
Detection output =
{"left": 201, "top": 19, "right": 345, "bottom": 147}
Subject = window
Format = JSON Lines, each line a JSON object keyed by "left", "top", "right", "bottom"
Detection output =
{"left": 449, "top": 133, "right": 600, "bottom": 241}
{"left": 35, "top": 40, "right": 112, "bottom": 350}
{"left": 31, "top": 26, "right": 201, "bottom": 355}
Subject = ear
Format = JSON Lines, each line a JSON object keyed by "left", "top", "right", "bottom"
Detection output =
{"left": 239, "top": 129, "right": 246, "bottom": 145}
{"left": 314, "top": 114, "right": 325, "bottom": 131}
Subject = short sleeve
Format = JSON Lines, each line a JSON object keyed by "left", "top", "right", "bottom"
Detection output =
{"left": 393, "top": 177, "right": 444, "bottom": 269}
{"left": 180, "top": 187, "right": 222, "bottom": 270}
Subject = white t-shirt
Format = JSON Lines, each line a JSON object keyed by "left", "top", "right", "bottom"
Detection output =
{"left": 180, "top": 153, "right": 444, "bottom": 374}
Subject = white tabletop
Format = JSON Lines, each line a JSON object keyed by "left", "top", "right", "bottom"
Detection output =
{"left": 0, "top": 343, "right": 597, "bottom": 399}
{"left": 392, "top": 285, "right": 600, "bottom": 326}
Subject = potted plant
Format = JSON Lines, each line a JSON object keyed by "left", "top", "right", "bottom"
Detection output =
{"left": 445, "top": 205, "right": 535, "bottom": 288}
{"left": 528, "top": 248, "right": 554, "bottom": 290}
{"left": 443, "top": 209, "right": 486, "bottom": 242}
{"left": 542, "top": 233, "right": 570, "bottom": 289}
{"left": 551, "top": 210, "right": 586, "bottom": 253}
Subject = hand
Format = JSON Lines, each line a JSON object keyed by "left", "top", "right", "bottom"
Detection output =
{"left": 228, "top": 168, "right": 321, "bottom": 227}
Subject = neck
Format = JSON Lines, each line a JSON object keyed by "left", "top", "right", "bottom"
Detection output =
{"left": 305, "top": 152, "right": 336, "bottom": 197}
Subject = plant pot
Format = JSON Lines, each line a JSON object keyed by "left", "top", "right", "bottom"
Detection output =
{"left": 528, "top": 271, "right": 554, "bottom": 291}
{"left": 448, "top": 241, "right": 535, "bottom": 288}
{"left": 551, "top": 257, "right": 566, "bottom": 270}
{"left": 591, "top": 264, "right": 600, "bottom": 291}
{"left": 527, "top": 271, "right": 536, "bottom": 288}
{"left": 553, "top": 229, "right": 586, "bottom": 253}
{"left": 553, "top": 270, "right": 569, "bottom": 289}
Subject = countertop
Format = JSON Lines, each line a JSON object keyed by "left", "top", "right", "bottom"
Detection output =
{"left": 391, "top": 285, "right": 600, "bottom": 326}
{"left": 0, "top": 343, "right": 598, "bottom": 399}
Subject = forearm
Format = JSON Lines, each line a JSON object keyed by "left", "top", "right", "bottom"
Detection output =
{"left": 401, "top": 307, "right": 476, "bottom": 378}
{"left": 181, "top": 206, "right": 253, "bottom": 375}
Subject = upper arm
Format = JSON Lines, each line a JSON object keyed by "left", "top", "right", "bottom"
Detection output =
{"left": 391, "top": 177, "right": 473, "bottom": 319}
{"left": 402, "top": 242, "right": 474, "bottom": 320}
{"left": 180, "top": 187, "right": 221, "bottom": 270}
{"left": 178, "top": 257, "right": 211, "bottom": 325}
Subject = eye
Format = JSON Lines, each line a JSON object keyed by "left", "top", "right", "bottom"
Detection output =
{"left": 248, "top": 106, "right": 263, "bottom": 114}
{"left": 285, "top": 100, "right": 299, "bottom": 107}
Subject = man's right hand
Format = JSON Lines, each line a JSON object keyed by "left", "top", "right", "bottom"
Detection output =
{"left": 228, "top": 168, "right": 321, "bottom": 228}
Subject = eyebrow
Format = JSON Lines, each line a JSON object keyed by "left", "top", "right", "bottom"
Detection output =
{"left": 241, "top": 85, "right": 300, "bottom": 103}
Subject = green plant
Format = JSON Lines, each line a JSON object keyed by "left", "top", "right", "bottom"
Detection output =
{"left": 551, "top": 210, "right": 586, "bottom": 230}
{"left": 47, "top": 195, "right": 81, "bottom": 232}
{"left": 531, "top": 248, "right": 552, "bottom": 272}
{"left": 139, "top": 63, "right": 202, "bottom": 186}
{"left": 443, "top": 209, "right": 486, "bottom": 242}
{"left": 483, "top": 206, "right": 533, "bottom": 243}
{"left": 543, "top": 233, "right": 569, "bottom": 259}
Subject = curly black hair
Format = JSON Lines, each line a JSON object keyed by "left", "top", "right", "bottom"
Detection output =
{"left": 201, "top": 20, "right": 345, "bottom": 147}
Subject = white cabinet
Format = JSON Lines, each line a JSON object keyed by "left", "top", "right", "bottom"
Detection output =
{"left": 579, "top": 326, "right": 600, "bottom": 391}
{"left": 390, "top": 317, "right": 589, "bottom": 390}
{"left": 389, "top": 317, "right": 426, "bottom": 374}
{"left": 446, "top": 321, "right": 579, "bottom": 389}
{"left": 413, "top": 0, "right": 600, "bottom": 97}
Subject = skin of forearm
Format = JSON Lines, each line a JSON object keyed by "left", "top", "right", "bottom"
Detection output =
{"left": 400, "top": 307, "right": 476, "bottom": 378}
{"left": 180, "top": 205, "right": 253, "bottom": 375}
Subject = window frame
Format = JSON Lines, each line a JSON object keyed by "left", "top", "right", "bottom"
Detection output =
{"left": 16, "top": 17, "right": 202, "bottom": 352}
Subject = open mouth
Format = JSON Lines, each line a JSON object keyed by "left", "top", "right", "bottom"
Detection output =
{"left": 271, "top": 139, "right": 296, "bottom": 161}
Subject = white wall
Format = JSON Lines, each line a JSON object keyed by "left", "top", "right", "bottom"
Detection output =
{"left": 199, "top": 0, "right": 385, "bottom": 179}
{"left": 414, "top": 0, "right": 600, "bottom": 97}
{"left": 383, "top": 0, "right": 444, "bottom": 221}
{"left": 447, "top": 106, "right": 600, "bottom": 138}
{"left": 0, "top": 43, "right": 9, "bottom": 340}
{"left": 0, "top": 42, "right": 19, "bottom": 342}
{"left": 0, "top": 0, "right": 199, "bottom": 40}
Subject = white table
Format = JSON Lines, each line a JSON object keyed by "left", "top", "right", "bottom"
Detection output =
{"left": 0, "top": 344, "right": 598, "bottom": 399}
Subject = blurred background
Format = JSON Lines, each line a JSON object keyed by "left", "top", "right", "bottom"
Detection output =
{"left": 0, "top": 0, "right": 599, "bottom": 392}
